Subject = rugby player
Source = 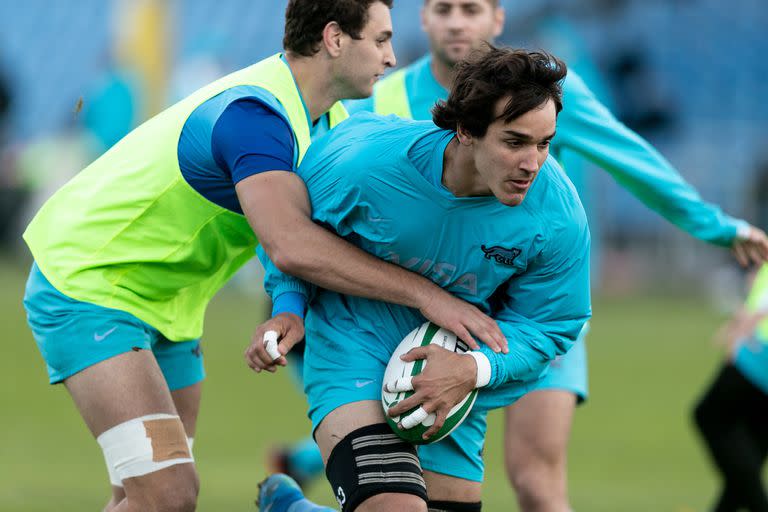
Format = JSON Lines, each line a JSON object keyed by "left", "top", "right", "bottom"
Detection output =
{"left": 253, "top": 47, "right": 590, "bottom": 512}
{"left": 21, "top": 1, "right": 508, "bottom": 510}
{"left": 694, "top": 265, "right": 768, "bottom": 512}
{"left": 269, "top": 1, "right": 768, "bottom": 509}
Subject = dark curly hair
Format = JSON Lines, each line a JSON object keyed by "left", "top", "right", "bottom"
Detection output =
{"left": 433, "top": 46, "right": 567, "bottom": 137}
{"left": 284, "top": 0, "right": 394, "bottom": 57}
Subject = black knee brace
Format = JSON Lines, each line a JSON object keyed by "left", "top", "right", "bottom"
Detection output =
{"left": 428, "top": 500, "right": 482, "bottom": 511}
{"left": 325, "top": 423, "right": 427, "bottom": 511}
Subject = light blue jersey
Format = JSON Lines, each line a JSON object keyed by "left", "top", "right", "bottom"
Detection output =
{"left": 346, "top": 55, "right": 749, "bottom": 403}
{"left": 262, "top": 114, "right": 591, "bottom": 480}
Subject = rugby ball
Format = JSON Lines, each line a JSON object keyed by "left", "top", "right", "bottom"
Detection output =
{"left": 381, "top": 321, "right": 478, "bottom": 444}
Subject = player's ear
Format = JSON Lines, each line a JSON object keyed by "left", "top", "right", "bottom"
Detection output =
{"left": 492, "top": 6, "right": 505, "bottom": 38}
{"left": 456, "top": 124, "right": 474, "bottom": 146}
{"left": 322, "top": 21, "right": 344, "bottom": 58}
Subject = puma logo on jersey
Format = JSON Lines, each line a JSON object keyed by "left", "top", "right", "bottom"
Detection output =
{"left": 481, "top": 245, "right": 521, "bottom": 266}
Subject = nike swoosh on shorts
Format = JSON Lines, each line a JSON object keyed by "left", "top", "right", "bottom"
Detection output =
{"left": 94, "top": 326, "right": 118, "bottom": 342}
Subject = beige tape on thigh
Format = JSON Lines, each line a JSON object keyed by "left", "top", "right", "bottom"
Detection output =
{"left": 143, "top": 417, "right": 190, "bottom": 462}
{"left": 98, "top": 413, "right": 194, "bottom": 483}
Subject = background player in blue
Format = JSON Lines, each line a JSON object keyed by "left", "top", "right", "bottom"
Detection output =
{"left": 339, "top": 2, "right": 768, "bottom": 511}
{"left": 252, "top": 47, "right": 591, "bottom": 512}
{"left": 694, "top": 265, "right": 768, "bottom": 512}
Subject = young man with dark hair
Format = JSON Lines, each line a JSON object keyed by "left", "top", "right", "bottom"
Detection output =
{"left": 335, "top": 2, "right": 767, "bottom": 510}
{"left": 21, "top": 1, "right": 509, "bottom": 511}
{"left": 254, "top": 47, "right": 590, "bottom": 512}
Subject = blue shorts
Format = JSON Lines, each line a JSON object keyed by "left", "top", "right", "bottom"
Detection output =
{"left": 302, "top": 292, "right": 536, "bottom": 482}
{"left": 529, "top": 327, "right": 589, "bottom": 403}
{"left": 23, "top": 262, "right": 205, "bottom": 390}
{"left": 417, "top": 379, "right": 537, "bottom": 482}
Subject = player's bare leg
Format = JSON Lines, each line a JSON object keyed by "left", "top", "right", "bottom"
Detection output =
{"left": 104, "top": 382, "right": 202, "bottom": 511}
{"left": 423, "top": 471, "right": 481, "bottom": 510}
{"left": 504, "top": 390, "right": 576, "bottom": 512}
{"left": 66, "top": 350, "right": 199, "bottom": 512}
{"left": 315, "top": 401, "right": 427, "bottom": 512}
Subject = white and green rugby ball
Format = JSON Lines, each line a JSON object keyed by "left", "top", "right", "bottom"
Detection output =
{"left": 381, "top": 321, "right": 478, "bottom": 444}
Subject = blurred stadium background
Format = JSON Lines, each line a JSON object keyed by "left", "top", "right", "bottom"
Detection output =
{"left": 0, "top": 0, "right": 766, "bottom": 510}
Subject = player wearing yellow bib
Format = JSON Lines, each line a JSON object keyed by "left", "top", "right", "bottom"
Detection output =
{"left": 21, "top": 2, "right": 509, "bottom": 511}
{"left": 694, "top": 266, "right": 768, "bottom": 512}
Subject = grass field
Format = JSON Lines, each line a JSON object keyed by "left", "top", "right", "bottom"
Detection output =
{"left": 0, "top": 259, "right": 731, "bottom": 511}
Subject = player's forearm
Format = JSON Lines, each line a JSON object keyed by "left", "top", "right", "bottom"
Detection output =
{"left": 475, "top": 321, "right": 575, "bottom": 388}
{"left": 267, "top": 218, "right": 435, "bottom": 310}
{"left": 239, "top": 171, "right": 436, "bottom": 312}
{"left": 595, "top": 134, "right": 744, "bottom": 245}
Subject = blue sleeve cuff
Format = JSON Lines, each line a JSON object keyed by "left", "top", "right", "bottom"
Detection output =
{"left": 478, "top": 346, "right": 506, "bottom": 388}
{"left": 478, "top": 344, "right": 550, "bottom": 389}
{"left": 272, "top": 278, "right": 311, "bottom": 302}
{"left": 272, "top": 292, "right": 307, "bottom": 319}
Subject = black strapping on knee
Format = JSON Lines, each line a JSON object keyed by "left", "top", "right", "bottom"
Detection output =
{"left": 428, "top": 500, "right": 482, "bottom": 511}
{"left": 325, "top": 423, "right": 427, "bottom": 511}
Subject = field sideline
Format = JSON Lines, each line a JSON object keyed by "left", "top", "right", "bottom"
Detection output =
{"left": 0, "top": 259, "right": 734, "bottom": 511}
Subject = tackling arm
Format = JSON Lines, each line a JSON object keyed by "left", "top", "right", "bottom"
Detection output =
{"left": 237, "top": 170, "right": 507, "bottom": 353}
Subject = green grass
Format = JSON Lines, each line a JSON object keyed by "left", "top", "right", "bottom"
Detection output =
{"left": 0, "top": 259, "right": 730, "bottom": 511}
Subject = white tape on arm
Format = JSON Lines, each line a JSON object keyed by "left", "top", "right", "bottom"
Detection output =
{"left": 263, "top": 330, "right": 281, "bottom": 361}
{"left": 466, "top": 352, "right": 492, "bottom": 388}
{"left": 736, "top": 220, "right": 752, "bottom": 241}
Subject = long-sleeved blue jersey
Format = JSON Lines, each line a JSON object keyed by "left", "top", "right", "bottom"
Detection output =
{"left": 261, "top": 113, "right": 591, "bottom": 389}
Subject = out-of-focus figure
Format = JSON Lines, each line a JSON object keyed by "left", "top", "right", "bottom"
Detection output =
{"left": 694, "top": 266, "right": 768, "bottom": 512}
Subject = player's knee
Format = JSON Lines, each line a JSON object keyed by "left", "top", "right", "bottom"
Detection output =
{"left": 510, "top": 463, "right": 567, "bottom": 512}
{"left": 138, "top": 464, "right": 199, "bottom": 512}
{"left": 506, "top": 445, "right": 563, "bottom": 487}
{"left": 512, "top": 475, "right": 552, "bottom": 511}
{"left": 325, "top": 424, "right": 427, "bottom": 511}
{"left": 153, "top": 479, "right": 198, "bottom": 512}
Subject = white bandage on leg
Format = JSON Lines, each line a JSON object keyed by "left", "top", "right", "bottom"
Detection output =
{"left": 105, "top": 452, "right": 122, "bottom": 487}
{"left": 104, "top": 434, "right": 195, "bottom": 487}
{"left": 97, "top": 413, "right": 194, "bottom": 483}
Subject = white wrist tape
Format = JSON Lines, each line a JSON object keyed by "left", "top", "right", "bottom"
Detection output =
{"left": 98, "top": 413, "right": 193, "bottom": 484}
{"left": 736, "top": 221, "right": 752, "bottom": 241}
{"left": 466, "top": 352, "right": 492, "bottom": 388}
